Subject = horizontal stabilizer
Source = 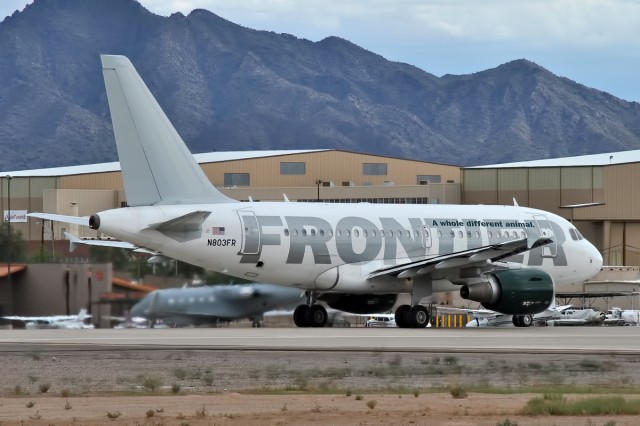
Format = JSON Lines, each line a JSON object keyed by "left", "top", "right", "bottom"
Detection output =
{"left": 28, "top": 213, "right": 89, "bottom": 226}
{"left": 146, "top": 211, "right": 211, "bottom": 242}
{"left": 63, "top": 232, "right": 154, "bottom": 254}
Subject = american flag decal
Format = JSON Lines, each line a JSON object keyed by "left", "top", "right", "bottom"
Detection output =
{"left": 212, "top": 226, "right": 225, "bottom": 235}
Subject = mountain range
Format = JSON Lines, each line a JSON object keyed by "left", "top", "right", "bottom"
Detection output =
{"left": 1, "top": 0, "right": 640, "bottom": 171}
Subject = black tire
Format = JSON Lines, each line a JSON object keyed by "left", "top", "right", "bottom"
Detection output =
{"left": 512, "top": 315, "right": 533, "bottom": 327}
{"left": 394, "top": 305, "right": 411, "bottom": 328}
{"left": 305, "top": 304, "right": 328, "bottom": 327}
{"left": 293, "top": 304, "right": 309, "bottom": 327}
{"left": 409, "top": 305, "right": 430, "bottom": 328}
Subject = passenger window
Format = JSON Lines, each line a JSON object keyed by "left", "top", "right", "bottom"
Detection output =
{"left": 475, "top": 231, "right": 480, "bottom": 238}
{"left": 337, "top": 230, "right": 342, "bottom": 237}
{"left": 363, "top": 230, "right": 368, "bottom": 237}
{"left": 458, "top": 231, "right": 464, "bottom": 238}
{"left": 284, "top": 229, "right": 289, "bottom": 236}
{"left": 302, "top": 229, "right": 307, "bottom": 236}
{"left": 437, "top": 230, "right": 442, "bottom": 238}
{"left": 354, "top": 229, "right": 359, "bottom": 237}
{"left": 450, "top": 230, "right": 455, "bottom": 238}
{"left": 488, "top": 231, "right": 493, "bottom": 238}
{"left": 346, "top": 230, "right": 351, "bottom": 237}
{"left": 293, "top": 229, "right": 299, "bottom": 236}
{"left": 371, "top": 230, "right": 376, "bottom": 237}
{"left": 319, "top": 229, "right": 324, "bottom": 237}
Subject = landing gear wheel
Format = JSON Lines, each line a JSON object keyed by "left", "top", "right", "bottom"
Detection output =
{"left": 293, "top": 304, "right": 310, "bottom": 327}
{"left": 394, "top": 305, "right": 411, "bottom": 328}
{"left": 305, "top": 304, "right": 328, "bottom": 327}
{"left": 512, "top": 315, "right": 533, "bottom": 327}
{"left": 409, "top": 305, "right": 430, "bottom": 328}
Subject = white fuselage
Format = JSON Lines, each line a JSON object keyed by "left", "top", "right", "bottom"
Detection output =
{"left": 94, "top": 202, "right": 602, "bottom": 295}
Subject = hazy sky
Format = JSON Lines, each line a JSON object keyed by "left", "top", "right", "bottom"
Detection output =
{"left": 2, "top": 0, "right": 639, "bottom": 102}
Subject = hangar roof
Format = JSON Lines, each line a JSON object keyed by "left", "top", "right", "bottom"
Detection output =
{"left": 2, "top": 149, "right": 329, "bottom": 177}
{"left": 468, "top": 149, "right": 640, "bottom": 169}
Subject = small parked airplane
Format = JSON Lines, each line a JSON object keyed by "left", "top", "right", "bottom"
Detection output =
{"left": 604, "top": 307, "right": 640, "bottom": 326}
{"left": 29, "top": 55, "right": 603, "bottom": 328}
{"left": 2, "top": 309, "right": 94, "bottom": 329}
{"left": 464, "top": 304, "right": 573, "bottom": 327}
{"left": 545, "top": 306, "right": 606, "bottom": 326}
{"left": 128, "top": 283, "right": 305, "bottom": 327}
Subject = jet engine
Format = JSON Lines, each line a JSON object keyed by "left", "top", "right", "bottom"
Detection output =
{"left": 460, "top": 269, "right": 553, "bottom": 315}
{"left": 319, "top": 294, "right": 397, "bottom": 314}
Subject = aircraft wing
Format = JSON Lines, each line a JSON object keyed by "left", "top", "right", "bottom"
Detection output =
{"left": 1, "top": 314, "right": 87, "bottom": 322}
{"left": 28, "top": 212, "right": 90, "bottom": 226}
{"left": 368, "top": 237, "right": 552, "bottom": 279}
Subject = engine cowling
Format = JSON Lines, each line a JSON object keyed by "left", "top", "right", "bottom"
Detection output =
{"left": 460, "top": 269, "right": 553, "bottom": 315}
{"left": 319, "top": 294, "right": 397, "bottom": 314}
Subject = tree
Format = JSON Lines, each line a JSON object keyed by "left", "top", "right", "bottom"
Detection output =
{"left": 0, "top": 223, "right": 25, "bottom": 263}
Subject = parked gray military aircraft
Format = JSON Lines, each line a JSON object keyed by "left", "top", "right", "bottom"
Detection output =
{"left": 30, "top": 55, "right": 603, "bottom": 329}
{"left": 127, "top": 283, "right": 304, "bottom": 327}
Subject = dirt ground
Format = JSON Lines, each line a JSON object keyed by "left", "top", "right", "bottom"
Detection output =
{"left": 1, "top": 348, "right": 640, "bottom": 425}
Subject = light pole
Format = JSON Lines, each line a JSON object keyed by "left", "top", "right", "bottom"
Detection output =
{"left": 315, "top": 179, "right": 322, "bottom": 202}
{"left": 5, "top": 175, "right": 12, "bottom": 285}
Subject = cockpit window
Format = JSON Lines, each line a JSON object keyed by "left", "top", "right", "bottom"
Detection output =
{"left": 569, "top": 228, "right": 584, "bottom": 241}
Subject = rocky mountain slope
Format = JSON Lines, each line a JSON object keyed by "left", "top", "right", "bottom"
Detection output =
{"left": 1, "top": 0, "right": 639, "bottom": 170}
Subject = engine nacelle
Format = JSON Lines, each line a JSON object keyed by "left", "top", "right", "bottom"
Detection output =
{"left": 460, "top": 269, "right": 553, "bottom": 315}
{"left": 319, "top": 293, "right": 397, "bottom": 314}
{"left": 89, "top": 214, "right": 101, "bottom": 230}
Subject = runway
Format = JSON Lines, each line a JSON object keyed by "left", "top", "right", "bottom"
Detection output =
{"left": 1, "top": 326, "right": 640, "bottom": 354}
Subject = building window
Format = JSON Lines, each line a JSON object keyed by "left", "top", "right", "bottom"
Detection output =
{"left": 417, "top": 175, "right": 441, "bottom": 184}
{"left": 224, "top": 173, "right": 250, "bottom": 186}
{"left": 363, "top": 163, "right": 387, "bottom": 176}
{"left": 280, "top": 162, "right": 305, "bottom": 175}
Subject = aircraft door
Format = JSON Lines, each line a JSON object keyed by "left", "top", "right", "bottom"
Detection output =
{"left": 533, "top": 214, "right": 557, "bottom": 257}
{"left": 421, "top": 224, "right": 432, "bottom": 248}
{"left": 237, "top": 211, "right": 260, "bottom": 255}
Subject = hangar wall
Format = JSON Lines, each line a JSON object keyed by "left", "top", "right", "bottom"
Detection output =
{"left": 462, "top": 162, "right": 637, "bottom": 266}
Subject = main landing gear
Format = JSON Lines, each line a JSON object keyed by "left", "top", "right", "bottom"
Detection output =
{"left": 394, "top": 304, "right": 430, "bottom": 328}
{"left": 512, "top": 314, "right": 533, "bottom": 327}
{"left": 394, "top": 276, "right": 432, "bottom": 328}
{"left": 293, "top": 292, "right": 328, "bottom": 327}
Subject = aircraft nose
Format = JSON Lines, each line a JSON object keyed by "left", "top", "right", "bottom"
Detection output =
{"left": 587, "top": 242, "right": 603, "bottom": 275}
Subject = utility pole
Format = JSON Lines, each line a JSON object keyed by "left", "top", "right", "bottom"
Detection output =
{"left": 5, "top": 175, "right": 12, "bottom": 287}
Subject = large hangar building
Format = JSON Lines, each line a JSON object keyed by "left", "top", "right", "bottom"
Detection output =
{"left": 1, "top": 149, "right": 461, "bottom": 244}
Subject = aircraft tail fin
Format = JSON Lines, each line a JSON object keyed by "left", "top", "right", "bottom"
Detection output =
{"left": 100, "top": 55, "right": 234, "bottom": 206}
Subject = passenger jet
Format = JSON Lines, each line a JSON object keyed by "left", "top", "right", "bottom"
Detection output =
{"left": 29, "top": 55, "right": 603, "bottom": 328}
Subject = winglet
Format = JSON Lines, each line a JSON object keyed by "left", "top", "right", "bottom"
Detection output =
{"left": 101, "top": 55, "right": 235, "bottom": 206}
